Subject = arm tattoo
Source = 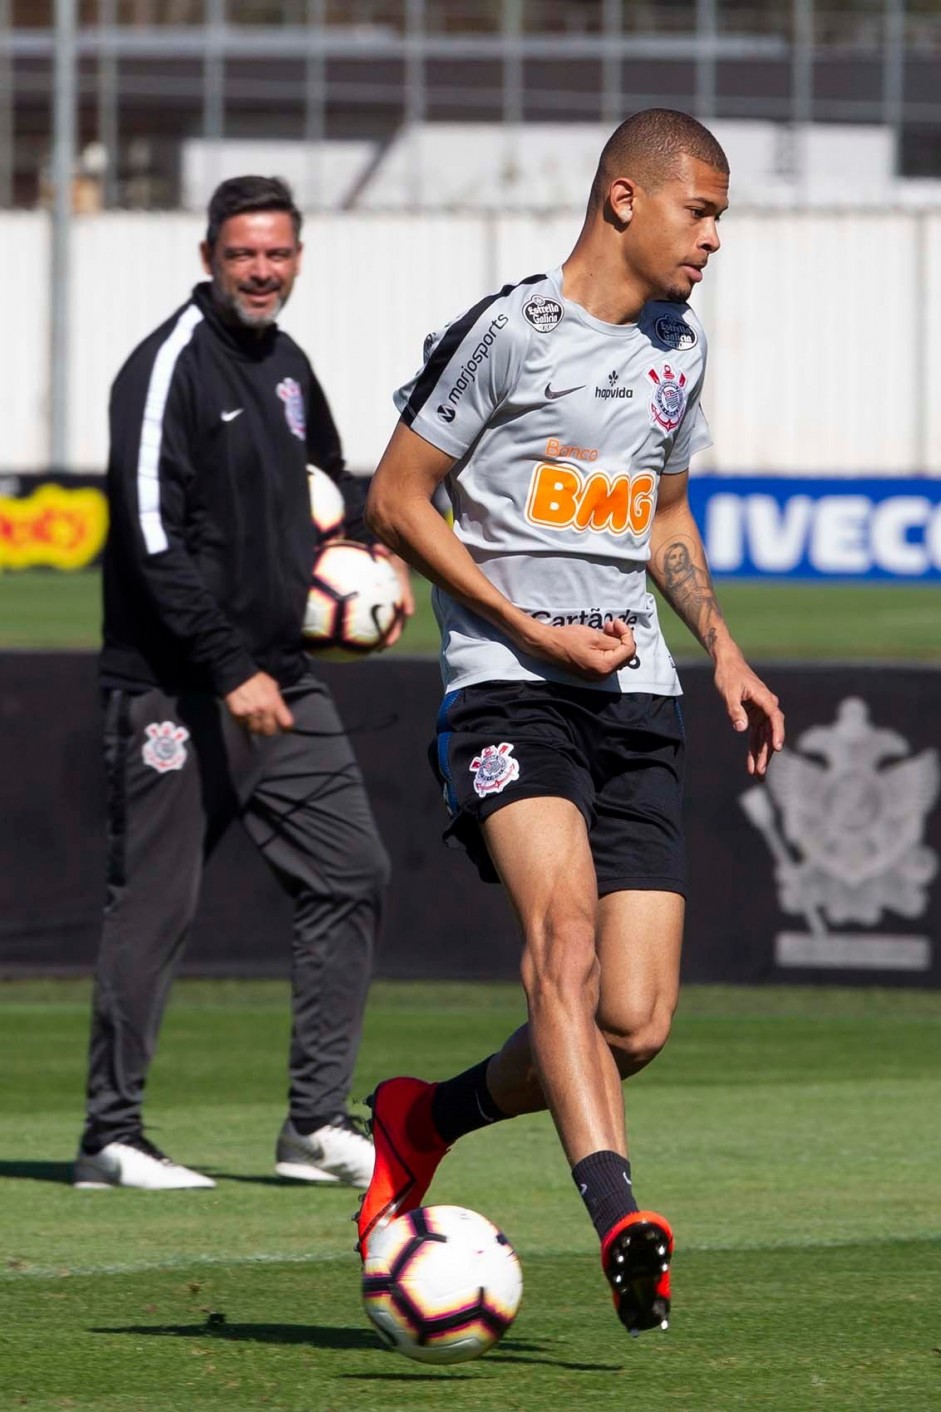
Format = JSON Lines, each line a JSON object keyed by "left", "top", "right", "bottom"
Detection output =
{"left": 653, "top": 536, "right": 728, "bottom": 655}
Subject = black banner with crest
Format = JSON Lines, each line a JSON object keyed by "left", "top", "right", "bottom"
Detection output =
{"left": 0, "top": 654, "right": 938, "bottom": 986}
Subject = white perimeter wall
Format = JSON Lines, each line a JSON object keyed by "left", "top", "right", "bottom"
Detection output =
{"left": 10, "top": 208, "right": 941, "bottom": 475}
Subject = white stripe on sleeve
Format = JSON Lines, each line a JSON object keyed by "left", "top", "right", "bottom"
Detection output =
{"left": 136, "top": 303, "right": 204, "bottom": 555}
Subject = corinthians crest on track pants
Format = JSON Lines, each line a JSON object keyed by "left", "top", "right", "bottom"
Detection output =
{"left": 82, "top": 672, "right": 389, "bottom": 1149}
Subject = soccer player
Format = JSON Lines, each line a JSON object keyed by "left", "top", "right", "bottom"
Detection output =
{"left": 74, "top": 176, "right": 411, "bottom": 1191}
{"left": 358, "top": 110, "right": 784, "bottom": 1335}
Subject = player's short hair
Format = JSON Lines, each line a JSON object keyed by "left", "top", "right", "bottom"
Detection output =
{"left": 589, "top": 108, "right": 729, "bottom": 209}
{"left": 205, "top": 175, "right": 302, "bottom": 250}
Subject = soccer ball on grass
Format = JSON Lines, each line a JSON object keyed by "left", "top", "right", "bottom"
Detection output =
{"left": 362, "top": 1205, "right": 523, "bottom": 1365}
{"left": 303, "top": 540, "right": 404, "bottom": 659}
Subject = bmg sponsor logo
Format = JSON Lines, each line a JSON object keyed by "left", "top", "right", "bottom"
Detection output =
{"left": 525, "top": 462, "right": 656, "bottom": 537}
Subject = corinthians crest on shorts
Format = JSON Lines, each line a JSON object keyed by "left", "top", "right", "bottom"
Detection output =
{"left": 142, "top": 721, "right": 190, "bottom": 773}
{"left": 276, "top": 377, "right": 307, "bottom": 440}
{"left": 470, "top": 742, "right": 520, "bottom": 798}
{"left": 647, "top": 363, "right": 688, "bottom": 432}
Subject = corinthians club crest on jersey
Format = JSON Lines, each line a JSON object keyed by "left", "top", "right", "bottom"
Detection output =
{"left": 647, "top": 364, "right": 687, "bottom": 432}
{"left": 470, "top": 742, "right": 520, "bottom": 798}
{"left": 276, "top": 377, "right": 306, "bottom": 440}
{"left": 142, "top": 721, "right": 191, "bottom": 774}
{"left": 740, "top": 698, "right": 939, "bottom": 972}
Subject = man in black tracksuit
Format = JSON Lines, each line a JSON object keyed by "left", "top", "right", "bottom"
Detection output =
{"left": 74, "top": 176, "right": 400, "bottom": 1191}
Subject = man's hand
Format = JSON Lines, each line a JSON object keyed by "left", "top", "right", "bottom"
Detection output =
{"left": 225, "top": 671, "right": 294, "bottom": 736}
{"left": 375, "top": 549, "right": 415, "bottom": 649}
{"left": 521, "top": 616, "right": 638, "bottom": 682}
{"left": 714, "top": 652, "right": 785, "bottom": 778}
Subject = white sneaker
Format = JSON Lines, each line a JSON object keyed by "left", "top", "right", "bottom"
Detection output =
{"left": 73, "top": 1136, "right": 216, "bottom": 1190}
{"left": 275, "top": 1116, "right": 374, "bottom": 1188}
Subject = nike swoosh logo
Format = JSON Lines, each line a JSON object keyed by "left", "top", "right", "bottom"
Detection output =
{"left": 221, "top": 409, "right": 243, "bottom": 422}
{"left": 545, "top": 383, "right": 585, "bottom": 400}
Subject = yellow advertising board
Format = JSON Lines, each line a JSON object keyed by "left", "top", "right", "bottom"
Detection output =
{"left": 0, "top": 481, "right": 109, "bottom": 571}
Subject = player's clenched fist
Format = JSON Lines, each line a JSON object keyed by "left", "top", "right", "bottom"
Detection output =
{"left": 523, "top": 616, "right": 637, "bottom": 682}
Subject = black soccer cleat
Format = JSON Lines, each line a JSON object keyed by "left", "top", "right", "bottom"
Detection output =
{"left": 601, "top": 1210, "right": 673, "bottom": 1337}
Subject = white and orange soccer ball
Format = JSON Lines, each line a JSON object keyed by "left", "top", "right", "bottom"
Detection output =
{"left": 362, "top": 1205, "right": 523, "bottom": 1365}
{"left": 307, "top": 464, "right": 345, "bottom": 541}
{"left": 303, "top": 540, "right": 404, "bottom": 658}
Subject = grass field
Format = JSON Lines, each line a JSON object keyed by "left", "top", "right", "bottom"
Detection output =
{"left": 1, "top": 979, "right": 939, "bottom": 1411}
{"left": 0, "top": 568, "right": 939, "bottom": 660}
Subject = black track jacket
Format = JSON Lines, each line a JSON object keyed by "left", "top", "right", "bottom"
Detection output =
{"left": 100, "top": 281, "right": 368, "bottom": 696}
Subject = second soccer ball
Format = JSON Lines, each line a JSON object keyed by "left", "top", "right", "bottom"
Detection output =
{"left": 303, "top": 540, "right": 404, "bottom": 658}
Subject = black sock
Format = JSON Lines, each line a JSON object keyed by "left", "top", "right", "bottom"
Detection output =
{"left": 430, "top": 1056, "right": 510, "bottom": 1145}
{"left": 572, "top": 1150, "right": 639, "bottom": 1241}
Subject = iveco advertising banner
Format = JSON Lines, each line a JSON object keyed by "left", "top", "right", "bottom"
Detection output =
{"left": 689, "top": 476, "right": 941, "bottom": 580}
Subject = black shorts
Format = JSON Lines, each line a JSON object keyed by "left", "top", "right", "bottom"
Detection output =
{"left": 430, "top": 681, "right": 687, "bottom": 896}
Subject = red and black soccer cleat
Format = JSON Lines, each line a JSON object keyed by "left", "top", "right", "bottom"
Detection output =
{"left": 601, "top": 1210, "right": 673, "bottom": 1337}
{"left": 355, "top": 1077, "right": 450, "bottom": 1259}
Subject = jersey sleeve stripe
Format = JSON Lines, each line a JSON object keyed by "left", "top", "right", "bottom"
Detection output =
{"left": 136, "top": 303, "right": 204, "bottom": 555}
{"left": 400, "top": 272, "right": 546, "bottom": 428}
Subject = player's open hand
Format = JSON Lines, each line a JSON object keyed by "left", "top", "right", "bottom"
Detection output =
{"left": 525, "top": 616, "right": 638, "bottom": 681}
{"left": 714, "top": 654, "right": 784, "bottom": 777}
{"left": 225, "top": 671, "right": 295, "bottom": 736}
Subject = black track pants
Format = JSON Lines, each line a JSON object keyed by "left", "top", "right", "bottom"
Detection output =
{"left": 82, "top": 673, "right": 389, "bottom": 1149}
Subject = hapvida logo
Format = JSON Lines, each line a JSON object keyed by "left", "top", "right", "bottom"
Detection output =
{"left": 595, "top": 369, "right": 634, "bottom": 401}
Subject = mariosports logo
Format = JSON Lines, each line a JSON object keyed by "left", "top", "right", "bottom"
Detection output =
{"left": 437, "top": 405, "right": 456, "bottom": 423}
{"left": 442, "top": 313, "right": 509, "bottom": 412}
{"left": 595, "top": 370, "right": 634, "bottom": 401}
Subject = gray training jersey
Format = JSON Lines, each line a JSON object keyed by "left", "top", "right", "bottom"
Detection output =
{"left": 394, "top": 266, "right": 713, "bottom": 696}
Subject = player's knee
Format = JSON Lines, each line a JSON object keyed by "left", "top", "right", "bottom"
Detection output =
{"left": 520, "top": 915, "right": 599, "bottom": 1010}
{"left": 602, "top": 1005, "right": 673, "bottom": 1076}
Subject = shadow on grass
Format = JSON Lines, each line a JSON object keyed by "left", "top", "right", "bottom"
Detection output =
{"left": 92, "top": 1321, "right": 379, "bottom": 1350}
{"left": 0, "top": 1164, "right": 353, "bottom": 1190}
{"left": 0, "top": 1161, "right": 73, "bottom": 1184}
{"left": 337, "top": 1372, "right": 478, "bottom": 1382}
{"left": 90, "top": 1324, "right": 622, "bottom": 1372}
{"left": 204, "top": 1172, "right": 324, "bottom": 1188}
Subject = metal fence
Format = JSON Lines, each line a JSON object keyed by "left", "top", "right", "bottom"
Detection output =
{"left": 5, "top": 1, "right": 941, "bottom": 211}
{"left": 12, "top": 0, "right": 941, "bottom": 463}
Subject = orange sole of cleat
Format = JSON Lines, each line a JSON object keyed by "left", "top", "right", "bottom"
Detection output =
{"left": 601, "top": 1211, "right": 673, "bottom": 1337}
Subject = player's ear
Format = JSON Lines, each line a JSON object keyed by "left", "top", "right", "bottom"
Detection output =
{"left": 607, "top": 176, "right": 638, "bottom": 228}
{"left": 199, "top": 240, "right": 213, "bottom": 275}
